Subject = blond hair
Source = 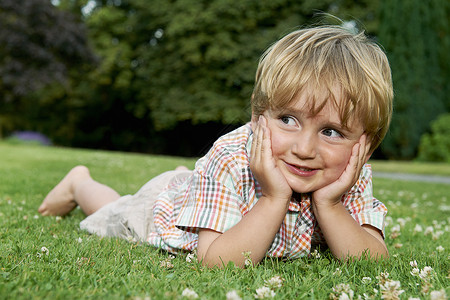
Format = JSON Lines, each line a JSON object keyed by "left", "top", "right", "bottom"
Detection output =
{"left": 251, "top": 25, "right": 393, "bottom": 153}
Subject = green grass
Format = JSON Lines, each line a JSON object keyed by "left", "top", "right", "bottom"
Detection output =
{"left": 369, "top": 159, "right": 450, "bottom": 176}
{"left": 0, "top": 143, "right": 449, "bottom": 299}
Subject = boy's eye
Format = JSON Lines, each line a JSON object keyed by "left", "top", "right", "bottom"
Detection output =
{"left": 280, "top": 116, "right": 296, "bottom": 126}
{"left": 322, "top": 128, "right": 343, "bottom": 138}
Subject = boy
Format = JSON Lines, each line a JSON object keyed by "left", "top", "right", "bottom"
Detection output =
{"left": 39, "top": 25, "right": 393, "bottom": 268}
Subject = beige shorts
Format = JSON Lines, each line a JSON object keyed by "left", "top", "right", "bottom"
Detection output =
{"left": 80, "top": 170, "right": 192, "bottom": 242}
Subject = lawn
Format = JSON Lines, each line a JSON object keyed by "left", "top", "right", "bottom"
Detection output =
{"left": 0, "top": 143, "right": 448, "bottom": 299}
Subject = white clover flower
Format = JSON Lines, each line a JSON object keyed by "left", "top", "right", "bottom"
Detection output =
{"left": 332, "top": 283, "right": 352, "bottom": 294}
{"left": 226, "top": 290, "right": 242, "bottom": 300}
{"left": 432, "top": 220, "right": 442, "bottom": 229}
{"left": 424, "top": 226, "right": 434, "bottom": 235}
{"left": 396, "top": 218, "right": 406, "bottom": 227}
{"left": 361, "top": 277, "right": 372, "bottom": 284}
{"left": 394, "top": 243, "right": 403, "bottom": 249}
{"left": 186, "top": 252, "right": 195, "bottom": 263}
{"left": 413, "top": 224, "right": 423, "bottom": 233}
{"left": 310, "top": 249, "right": 321, "bottom": 259}
{"left": 265, "top": 276, "right": 283, "bottom": 289}
{"left": 33, "top": 215, "right": 39, "bottom": 219}
{"left": 385, "top": 216, "right": 393, "bottom": 226}
{"left": 159, "top": 255, "right": 175, "bottom": 269}
{"left": 331, "top": 283, "right": 354, "bottom": 300}
{"left": 242, "top": 251, "right": 252, "bottom": 267}
{"left": 254, "top": 286, "right": 275, "bottom": 299}
{"left": 376, "top": 272, "right": 390, "bottom": 284}
{"left": 423, "top": 266, "right": 433, "bottom": 273}
{"left": 181, "top": 288, "right": 198, "bottom": 299}
{"left": 419, "top": 266, "right": 433, "bottom": 280}
{"left": 338, "top": 292, "right": 353, "bottom": 300}
{"left": 410, "top": 268, "right": 420, "bottom": 277}
{"left": 391, "top": 224, "right": 401, "bottom": 232}
{"left": 436, "top": 245, "right": 444, "bottom": 252}
{"left": 76, "top": 237, "right": 83, "bottom": 243}
{"left": 379, "top": 280, "right": 404, "bottom": 299}
{"left": 333, "top": 268, "right": 342, "bottom": 275}
{"left": 410, "top": 260, "right": 418, "bottom": 268}
{"left": 439, "top": 204, "right": 450, "bottom": 212}
{"left": 41, "top": 246, "right": 49, "bottom": 256}
{"left": 430, "top": 289, "right": 447, "bottom": 300}
{"left": 432, "top": 231, "right": 444, "bottom": 240}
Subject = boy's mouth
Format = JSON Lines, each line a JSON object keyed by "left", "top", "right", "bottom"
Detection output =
{"left": 285, "top": 163, "right": 318, "bottom": 177}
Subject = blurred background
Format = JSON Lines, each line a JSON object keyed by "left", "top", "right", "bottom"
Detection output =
{"left": 0, "top": 0, "right": 448, "bottom": 160}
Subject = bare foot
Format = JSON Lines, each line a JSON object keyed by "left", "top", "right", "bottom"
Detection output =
{"left": 38, "top": 165, "right": 91, "bottom": 216}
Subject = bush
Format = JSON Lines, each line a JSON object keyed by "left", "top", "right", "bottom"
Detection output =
{"left": 417, "top": 114, "right": 450, "bottom": 162}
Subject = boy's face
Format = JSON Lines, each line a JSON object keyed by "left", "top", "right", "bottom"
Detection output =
{"left": 261, "top": 88, "right": 367, "bottom": 194}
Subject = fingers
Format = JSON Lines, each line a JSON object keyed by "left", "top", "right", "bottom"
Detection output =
{"left": 250, "top": 116, "right": 261, "bottom": 166}
{"left": 348, "top": 134, "right": 369, "bottom": 183}
{"left": 250, "top": 115, "right": 270, "bottom": 168}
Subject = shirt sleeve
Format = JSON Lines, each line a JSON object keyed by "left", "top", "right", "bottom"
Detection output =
{"left": 173, "top": 128, "right": 253, "bottom": 235}
{"left": 342, "top": 164, "right": 388, "bottom": 237}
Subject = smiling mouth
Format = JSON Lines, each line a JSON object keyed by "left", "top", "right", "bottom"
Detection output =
{"left": 285, "top": 163, "right": 318, "bottom": 177}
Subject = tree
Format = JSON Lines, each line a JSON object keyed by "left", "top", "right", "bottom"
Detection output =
{"left": 130, "top": 0, "right": 383, "bottom": 131}
{"left": 378, "top": 0, "right": 449, "bottom": 159}
{"left": 0, "top": 0, "right": 96, "bottom": 137}
{"left": 2, "top": 0, "right": 383, "bottom": 155}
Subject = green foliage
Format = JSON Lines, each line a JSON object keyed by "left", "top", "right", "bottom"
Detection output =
{"left": 31, "top": 0, "right": 382, "bottom": 154}
{"left": 378, "top": 0, "right": 449, "bottom": 159}
{"left": 417, "top": 114, "right": 450, "bottom": 163}
{"left": 7, "top": 0, "right": 448, "bottom": 159}
{"left": 133, "top": 0, "right": 306, "bottom": 129}
{"left": 0, "top": 143, "right": 449, "bottom": 299}
{"left": 0, "top": 0, "right": 95, "bottom": 99}
{"left": 0, "top": 0, "right": 96, "bottom": 139}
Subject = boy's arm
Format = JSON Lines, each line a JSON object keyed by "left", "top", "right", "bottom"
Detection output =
{"left": 197, "top": 116, "right": 292, "bottom": 268}
{"left": 312, "top": 202, "right": 388, "bottom": 259}
{"left": 197, "top": 195, "right": 289, "bottom": 268}
{"left": 311, "top": 135, "right": 388, "bottom": 259}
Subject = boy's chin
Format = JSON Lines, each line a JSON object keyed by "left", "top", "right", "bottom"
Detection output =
{"left": 290, "top": 182, "right": 328, "bottom": 195}
{"left": 291, "top": 186, "right": 316, "bottom": 195}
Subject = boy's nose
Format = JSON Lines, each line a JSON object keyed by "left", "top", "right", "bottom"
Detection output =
{"left": 291, "top": 132, "right": 316, "bottom": 159}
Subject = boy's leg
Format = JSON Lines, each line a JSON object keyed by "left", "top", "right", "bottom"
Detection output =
{"left": 38, "top": 165, "right": 120, "bottom": 216}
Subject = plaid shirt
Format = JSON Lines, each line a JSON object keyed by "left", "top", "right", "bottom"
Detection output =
{"left": 148, "top": 124, "right": 387, "bottom": 258}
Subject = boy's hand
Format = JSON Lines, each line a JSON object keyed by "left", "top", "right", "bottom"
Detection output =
{"left": 250, "top": 115, "right": 292, "bottom": 203}
{"left": 312, "top": 134, "right": 369, "bottom": 207}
